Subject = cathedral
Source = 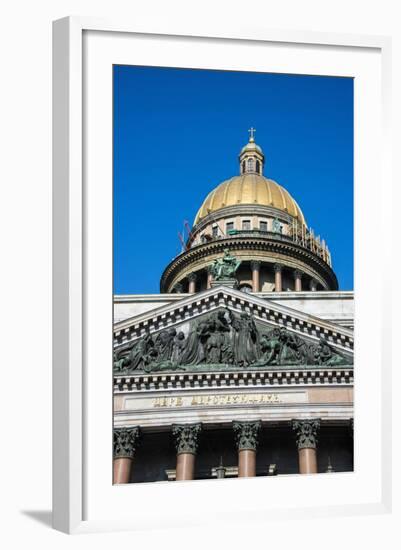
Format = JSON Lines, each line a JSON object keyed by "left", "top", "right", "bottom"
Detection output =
{"left": 113, "top": 130, "right": 354, "bottom": 484}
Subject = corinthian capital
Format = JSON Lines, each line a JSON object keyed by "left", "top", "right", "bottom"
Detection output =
{"left": 172, "top": 423, "right": 202, "bottom": 455}
{"left": 292, "top": 419, "right": 320, "bottom": 449}
{"left": 233, "top": 420, "right": 262, "bottom": 451}
{"left": 172, "top": 282, "right": 183, "bottom": 293}
{"left": 250, "top": 260, "right": 261, "bottom": 271}
{"left": 273, "top": 263, "right": 282, "bottom": 273}
{"left": 113, "top": 426, "right": 141, "bottom": 459}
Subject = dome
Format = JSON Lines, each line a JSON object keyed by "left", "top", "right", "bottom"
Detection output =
{"left": 240, "top": 141, "right": 263, "bottom": 155}
{"left": 194, "top": 173, "right": 306, "bottom": 226}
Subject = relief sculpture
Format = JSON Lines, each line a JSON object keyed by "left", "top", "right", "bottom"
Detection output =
{"left": 113, "top": 309, "right": 353, "bottom": 374}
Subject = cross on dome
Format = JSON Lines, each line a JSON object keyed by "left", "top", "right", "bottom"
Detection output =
{"left": 248, "top": 127, "right": 256, "bottom": 142}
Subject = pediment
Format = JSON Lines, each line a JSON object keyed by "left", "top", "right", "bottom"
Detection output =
{"left": 113, "top": 286, "right": 353, "bottom": 374}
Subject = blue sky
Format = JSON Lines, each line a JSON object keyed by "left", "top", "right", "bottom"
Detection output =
{"left": 114, "top": 66, "right": 353, "bottom": 294}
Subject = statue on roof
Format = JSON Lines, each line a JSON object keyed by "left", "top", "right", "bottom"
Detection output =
{"left": 209, "top": 249, "right": 241, "bottom": 280}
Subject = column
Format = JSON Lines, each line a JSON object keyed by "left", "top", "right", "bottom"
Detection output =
{"left": 274, "top": 263, "right": 282, "bottom": 292}
{"left": 293, "top": 269, "right": 303, "bottom": 292}
{"left": 206, "top": 267, "right": 213, "bottom": 289}
{"left": 292, "top": 419, "right": 320, "bottom": 474}
{"left": 309, "top": 278, "right": 318, "bottom": 292}
{"left": 173, "top": 282, "right": 183, "bottom": 293}
{"left": 233, "top": 420, "right": 261, "bottom": 477}
{"left": 251, "top": 261, "right": 261, "bottom": 292}
{"left": 172, "top": 423, "right": 202, "bottom": 481}
{"left": 349, "top": 418, "right": 354, "bottom": 470}
{"left": 188, "top": 272, "right": 197, "bottom": 294}
{"left": 113, "top": 426, "right": 141, "bottom": 484}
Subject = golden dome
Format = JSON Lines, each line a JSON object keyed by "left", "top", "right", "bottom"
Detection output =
{"left": 240, "top": 140, "right": 263, "bottom": 155}
{"left": 194, "top": 173, "right": 306, "bottom": 226}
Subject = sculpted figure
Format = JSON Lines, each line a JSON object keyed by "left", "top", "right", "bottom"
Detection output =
{"left": 113, "top": 350, "right": 131, "bottom": 373}
{"left": 203, "top": 310, "right": 233, "bottom": 364}
{"left": 272, "top": 218, "right": 281, "bottom": 233}
{"left": 180, "top": 320, "right": 210, "bottom": 365}
{"left": 278, "top": 327, "right": 303, "bottom": 365}
{"left": 205, "top": 319, "right": 222, "bottom": 363}
{"left": 231, "top": 312, "right": 259, "bottom": 366}
{"left": 313, "top": 337, "right": 352, "bottom": 366}
{"left": 277, "top": 328, "right": 312, "bottom": 365}
{"left": 154, "top": 328, "right": 176, "bottom": 362}
{"left": 253, "top": 329, "right": 281, "bottom": 366}
{"left": 126, "top": 330, "right": 157, "bottom": 370}
{"left": 293, "top": 335, "right": 311, "bottom": 364}
{"left": 171, "top": 331, "right": 186, "bottom": 365}
{"left": 215, "top": 309, "right": 234, "bottom": 363}
{"left": 209, "top": 249, "right": 241, "bottom": 280}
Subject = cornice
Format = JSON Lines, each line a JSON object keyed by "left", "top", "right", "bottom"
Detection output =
{"left": 114, "top": 290, "right": 354, "bottom": 303}
{"left": 160, "top": 237, "right": 338, "bottom": 292}
{"left": 114, "top": 366, "right": 354, "bottom": 392}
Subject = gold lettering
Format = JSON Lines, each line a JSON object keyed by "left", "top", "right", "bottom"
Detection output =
{"left": 154, "top": 392, "right": 287, "bottom": 409}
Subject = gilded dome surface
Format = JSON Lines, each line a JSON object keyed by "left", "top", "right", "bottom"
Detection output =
{"left": 240, "top": 141, "right": 263, "bottom": 155}
{"left": 194, "top": 174, "right": 306, "bottom": 225}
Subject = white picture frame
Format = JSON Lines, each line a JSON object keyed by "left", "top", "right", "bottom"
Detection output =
{"left": 52, "top": 16, "right": 392, "bottom": 534}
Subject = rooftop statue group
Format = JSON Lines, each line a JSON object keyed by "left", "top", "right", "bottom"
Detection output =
{"left": 209, "top": 249, "right": 241, "bottom": 280}
{"left": 114, "top": 308, "right": 352, "bottom": 374}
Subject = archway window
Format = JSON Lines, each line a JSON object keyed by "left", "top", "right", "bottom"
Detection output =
{"left": 247, "top": 158, "right": 255, "bottom": 171}
{"left": 242, "top": 160, "right": 245, "bottom": 173}
{"left": 256, "top": 160, "right": 260, "bottom": 174}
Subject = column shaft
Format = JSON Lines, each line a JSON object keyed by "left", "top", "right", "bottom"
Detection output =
{"left": 207, "top": 272, "right": 213, "bottom": 289}
{"left": 188, "top": 273, "right": 197, "bottom": 293}
{"left": 294, "top": 270, "right": 302, "bottom": 292}
{"left": 298, "top": 448, "right": 317, "bottom": 474}
{"left": 251, "top": 261, "right": 261, "bottom": 292}
{"left": 233, "top": 420, "right": 261, "bottom": 478}
{"left": 188, "top": 279, "right": 196, "bottom": 293}
{"left": 292, "top": 419, "right": 320, "bottom": 475}
{"left": 172, "top": 423, "right": 201, "bottom": 482}
{"left": 176, "top": 453, "right": 195, "bottom": 481}
{"left": 274, "top": 264, "right": 282, "bottom": 292}
{"left": 113, "top": 457, "right": 133, "bottom": 484}
{"left": 238, "top": 449, "right": 257, "bottom": 477}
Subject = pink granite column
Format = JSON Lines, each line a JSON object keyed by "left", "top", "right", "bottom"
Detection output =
{"left": 172, "top": 424, "right": 202, "bottom": 481}
{"left": 274, "top": 263, "right": 283, "bottom": 292}
{"left": 113, "top": 427, "right": 141, "bottom": 484}
{"left": 292, "top": 419, "right": 320, "bottom": 474}
{"left": 233, "top": 420, "right": 261, "bottom": 477}
{"left": 251, "top": 261, "right": 261, "bottom": 292}
{"left": 188, "top": 272, "right": 197, "bottom": 294}
{"left": 294, "top": 270, "right": 303, "bottom": 292}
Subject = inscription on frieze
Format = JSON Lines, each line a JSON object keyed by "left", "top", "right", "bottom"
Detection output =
{"left": 124, "top": 391, "right": 308, "bottom": 411}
